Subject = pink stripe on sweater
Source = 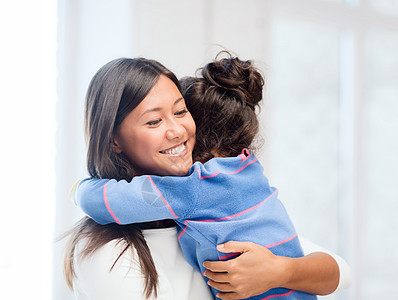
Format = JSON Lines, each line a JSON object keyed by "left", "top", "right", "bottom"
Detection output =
{"left": 103, "top": 182, "right": 121, "bottom": 224}
{"left": 219, "top": 252, "right": 240, "bottom": 260}
{"left": 196, "top": 188, "right": 277, "bottom": 223}
{"left": 146, "top": 175, "right": 178, "bottom": 219}
{"left": 260, "top": 290, "right": 295, "bottom": 299}
{"left": 265, "top": 232, "right": 298, "bottom": 249}
{"left": 195, "top": 158, "right": 258, "bottom": 180}
{"left": 178, "top": 189, "right": 278, "bottom": 240}
{"left": 238, "top": 148, "right": 251, "bottom": 162}
{"left": 178, "top": 226, "right": 188, "bottom": 240}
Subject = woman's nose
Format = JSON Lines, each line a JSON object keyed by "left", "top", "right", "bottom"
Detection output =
{"left": 165, "top": 118, "right": 185, "bottom": 140}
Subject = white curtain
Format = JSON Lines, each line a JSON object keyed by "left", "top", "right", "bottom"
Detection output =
{"left": 53, "top": 1, "right": 398, "bottom": 299}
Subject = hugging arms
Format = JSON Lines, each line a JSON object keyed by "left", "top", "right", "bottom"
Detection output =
{"left": 64, "top": 55, "right": 351, "bottom": 300}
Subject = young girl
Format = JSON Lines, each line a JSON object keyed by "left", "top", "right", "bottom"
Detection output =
{"left": 72, "top": 55, "right": 338, "bottom": 299}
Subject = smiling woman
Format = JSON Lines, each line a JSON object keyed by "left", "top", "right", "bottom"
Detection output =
{"left": 63, "top": 57, "right": 213, "bottom": 300}
{"left": 112, "top": 75, "right": 196, "bottom": 177}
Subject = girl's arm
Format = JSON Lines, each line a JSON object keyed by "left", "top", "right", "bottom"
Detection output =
{"left": 203, "top": 240, "right": 351, "bottom": 300}
{"left": 73, "top": 175, "right": 193, "bottom": 225}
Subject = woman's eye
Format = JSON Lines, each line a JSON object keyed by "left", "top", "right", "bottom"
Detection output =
{"left": 146, "top": 119, "right": 161, "bottom": 126}
{"left": 175, "top": 109, "right": 188, "bottom": 116}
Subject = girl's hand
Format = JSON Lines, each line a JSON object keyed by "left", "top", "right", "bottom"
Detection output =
{"left": 203, "top": 241, "right": 288, "bottom": 300}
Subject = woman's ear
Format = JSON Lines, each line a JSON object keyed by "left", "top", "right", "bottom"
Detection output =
{"left": 111, "top": 135, "right": 123, "bottom": 154}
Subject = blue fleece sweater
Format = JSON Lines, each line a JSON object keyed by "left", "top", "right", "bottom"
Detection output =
{"left": 74, "top": 150, "right": 316, "bottom": 300}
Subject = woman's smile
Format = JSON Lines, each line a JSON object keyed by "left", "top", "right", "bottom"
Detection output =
{"left": 112, "top": 75, "right": 196, "bottom": 176}
{"left": 160, "top": 142, "right": 188, "bottom": 156}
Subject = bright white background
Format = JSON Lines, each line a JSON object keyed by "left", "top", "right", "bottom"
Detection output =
{"left": 0, "top": 0, "right": 56, "bottom": 300}
{"left": 1, "top": 0, "right": 397, "bottom": 299}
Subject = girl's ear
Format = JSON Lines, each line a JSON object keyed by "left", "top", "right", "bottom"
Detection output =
{"left": 111, "top": 135, "right": 123, "bottom": 154}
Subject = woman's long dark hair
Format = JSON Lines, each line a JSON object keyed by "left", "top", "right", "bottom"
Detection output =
{"left": 181, "top": 52, "right": 264, "bottom": 163}
{"left": 63, "top": 58, "right": 180, "bottom": 298}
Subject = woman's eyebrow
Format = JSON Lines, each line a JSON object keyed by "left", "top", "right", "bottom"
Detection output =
{"left": 141, "top": 97, "right": 184, "bottom": 116}
{"left": 174, "top": 97, "right": 184, "bottom": 104}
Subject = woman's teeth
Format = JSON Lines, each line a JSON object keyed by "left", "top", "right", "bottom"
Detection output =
{"left": 162, "top": 144, "right": 186, "bottom": 156}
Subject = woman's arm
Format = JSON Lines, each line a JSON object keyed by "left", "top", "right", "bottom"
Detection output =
{"left": 299, "top": 236, "right": 352, "bottom": 293}
{"left": 203, "top": 240, "right": 350, "bottom": 300}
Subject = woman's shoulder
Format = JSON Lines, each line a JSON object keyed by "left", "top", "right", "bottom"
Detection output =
{"left": 73, "top": 227, "right": 213, "bottom": 300}
{"left": 73, "top": 238, "right": 145, "bottom": 299}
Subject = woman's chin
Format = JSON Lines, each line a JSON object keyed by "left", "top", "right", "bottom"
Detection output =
{"left": 163, "top": 158, "right": 193, "bottom": 176}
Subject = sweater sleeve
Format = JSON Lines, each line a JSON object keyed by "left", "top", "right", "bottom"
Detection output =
{"left": 74, "top": 174, "right": 198, "bottom": 225}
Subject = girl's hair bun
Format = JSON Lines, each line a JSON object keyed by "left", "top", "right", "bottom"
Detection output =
{"left": 201, "top": 52, "right": 264, "bottom": 110}
{"left": 181, "top": 51, "right": 265, "bottom": 162}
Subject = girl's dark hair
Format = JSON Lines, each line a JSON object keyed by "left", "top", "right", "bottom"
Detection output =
{"left": 64, "top": 58, "right": 180, "bottom": 298}
{"left": 181, "top": 52, "right": 264, "bottom": 163}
